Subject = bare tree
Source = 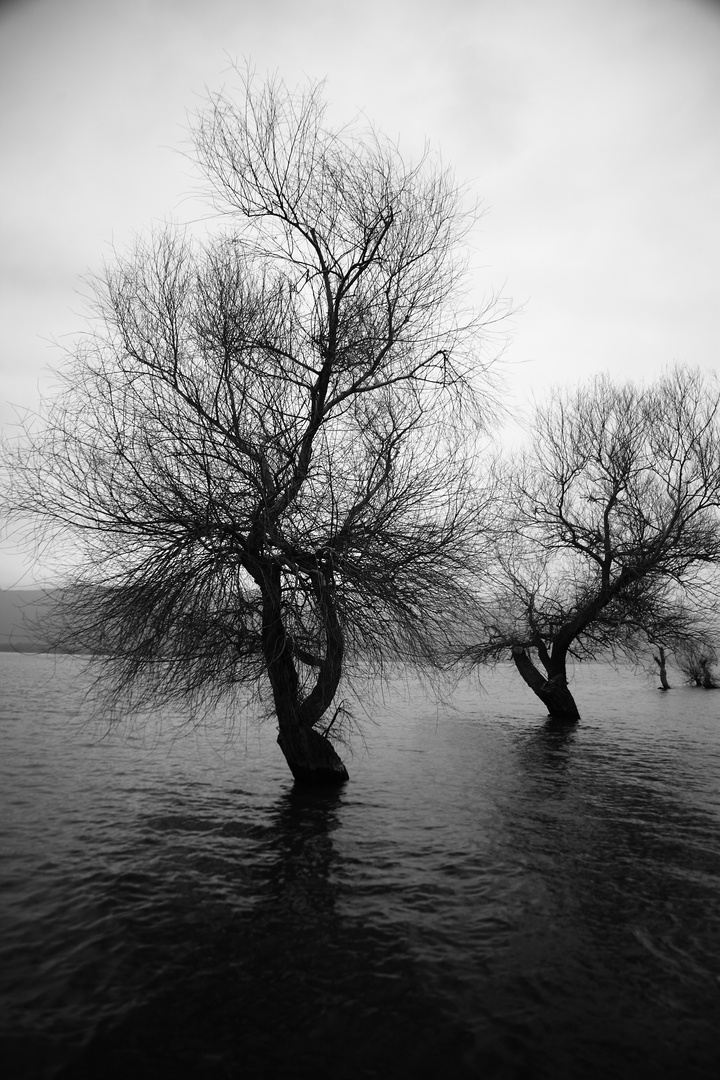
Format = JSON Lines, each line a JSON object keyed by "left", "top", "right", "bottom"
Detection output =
{"left": 651, "top": 643, "right": 671, "bottom": 691}
{"left": 4, "top": 70, "right": 501, "bottom": 782}
{"left": 675, "top": 640, "right": 719, "bottom": 688}
{"left": 464, "top": 368, "right": 720, "bottom": 719}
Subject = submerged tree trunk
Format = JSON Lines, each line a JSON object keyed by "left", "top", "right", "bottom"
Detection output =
{"left": 260, "top": 563, "right": 349, "bottom": 785}
{"left": 653, "top": 646, "right": 671, "bottom": 690}
{"left": 277, "top": 722, "right": 349, "bottom": 785}
{"left": 699, "top": 658, "right": 718, "bottom": 690}
{"left": 511, "top": 646, "right": 580, "bottom": 721}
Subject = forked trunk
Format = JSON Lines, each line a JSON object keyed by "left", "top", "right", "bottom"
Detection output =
{"left": 260, "top": 563, "right": 349, "bottom": 785}
{"left": 270, "top": 671, "right": 349, "bottom": 784}
{"left": 512, "top": 645, "right": 580, "bottom": 721}
{"left": 265, "top": 637, "right": 349, "bottom": 784}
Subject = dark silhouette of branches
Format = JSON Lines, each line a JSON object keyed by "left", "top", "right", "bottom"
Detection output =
{"left": 4, "top": 67, "right": 503, "bottom": 781}
{"left": 464, "top": 368, "right": 720, "bottom": 719}
{"left": 675, "top": 640, "right": 719, "bottom": 688}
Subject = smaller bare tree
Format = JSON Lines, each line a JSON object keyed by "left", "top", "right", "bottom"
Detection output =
{"left": 464, "top": 368, "right": 720, "bottom": 719}
{"left": 676, "top": 641, "right": 719, "bottom": 688}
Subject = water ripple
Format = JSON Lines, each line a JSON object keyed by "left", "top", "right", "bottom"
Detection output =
{"left": 1, "top": 656, "right": 720, "bottom": 1078}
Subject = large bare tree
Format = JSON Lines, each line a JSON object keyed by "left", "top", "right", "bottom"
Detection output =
{"left": 465, "top": 368, "right": 720, "bottom": 719}
{"left": 5, "top": 71, "right": 500, "bottom": 782}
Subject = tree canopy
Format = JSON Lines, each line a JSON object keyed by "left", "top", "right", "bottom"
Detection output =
{"left": 466, "top": 367, "right": 720, "bottom": 718}
{"left": 4, "top": 70, "right": 502, "bottom": 781}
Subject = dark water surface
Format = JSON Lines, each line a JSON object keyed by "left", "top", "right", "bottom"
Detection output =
{"left": 1, "top": 654, "right": 719, "bottom": 1079}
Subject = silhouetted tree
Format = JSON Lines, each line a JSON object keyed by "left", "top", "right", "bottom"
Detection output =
{"left": 465, "top": 368, "right": 720, "bottom": 719}
{"left": 4, "top": 70, "right": 501, "bottom": 782}
{"left": 652, "top": 644, "right": 671, "bottom": 691}
{"left": 676, "top": 641, "right": 719, "bottom": 688}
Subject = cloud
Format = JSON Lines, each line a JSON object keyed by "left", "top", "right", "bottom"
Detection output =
{"left": 1, "top": 0, "right": 719, "bottom": 584}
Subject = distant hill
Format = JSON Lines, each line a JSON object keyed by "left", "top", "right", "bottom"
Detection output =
{"left": 0, "top": 589, "right": 60, "bottom": 652}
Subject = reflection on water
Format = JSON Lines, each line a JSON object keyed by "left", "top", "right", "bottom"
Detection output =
{"left": 1, "top": 655, "right": 719, "bottom": 1079}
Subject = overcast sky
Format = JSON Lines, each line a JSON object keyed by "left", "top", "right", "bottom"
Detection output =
{"left": 1, "top": 0, "right": 719, "bottom": 585}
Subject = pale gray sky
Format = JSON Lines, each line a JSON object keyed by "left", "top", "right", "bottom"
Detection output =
{"left": 1, "top": 0, "right": 719, "bottom": 584}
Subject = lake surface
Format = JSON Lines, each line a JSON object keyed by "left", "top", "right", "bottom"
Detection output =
{"left": 1, "top": 653, "right": 719, "bottom": 1079}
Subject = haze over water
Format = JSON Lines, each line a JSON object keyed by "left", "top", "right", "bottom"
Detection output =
{"left": 1, "top": 653, "right": 719, "bottom": 1078}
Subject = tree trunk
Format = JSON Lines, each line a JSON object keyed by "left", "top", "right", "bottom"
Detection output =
{"left": 653, "top": 646, "right": 671, "bottom": 690}
{"left": 260, "top": 563, "right": 349, "bottom": 785}
{"left": 512, "top": 646, "right": 580, "bottom": 720}
{"left": 277, "top": 723, "right": 349, "bottom": 785}
{"left": 700, "top": 659, "right": 718, "bottom": 690}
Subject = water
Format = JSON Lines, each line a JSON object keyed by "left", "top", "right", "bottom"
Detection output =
{"left": 1, "top": 653, "right": 719, "bottom": 1079}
